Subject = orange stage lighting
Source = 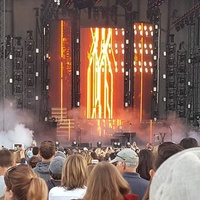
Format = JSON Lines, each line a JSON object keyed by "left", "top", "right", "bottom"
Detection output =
{"left": 80, "top": 28, "right": 124, "bottom": 120}
{"left": 134, "top": 23, "right": 153, "bottom": 122}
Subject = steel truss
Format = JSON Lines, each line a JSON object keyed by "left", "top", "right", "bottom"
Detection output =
{"left": 124, "top": 11, "right": 135, "bottom": 108}
{"left": 165, "top": 35, "right": 177, "bottom": 114}
{"left": 0, "top": 0, "right": 6, "bottom": 129}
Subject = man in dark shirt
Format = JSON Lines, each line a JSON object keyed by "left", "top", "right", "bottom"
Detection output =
{"left": 110, "top": 148, "right": 149, "bottom": 200}
{"left": 34, "top": 141, "right": 55, "bottom": 181}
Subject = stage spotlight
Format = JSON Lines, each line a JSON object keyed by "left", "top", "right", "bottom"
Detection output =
{"left": 72, "top": 140, "right": 78, "bottom": 147}
{"left": 126, "top": 142, "right": 131, "bottom": 148}
{"left": 117, "top": 142, "right": 121, "bottom": 148}
{"left": 113, "top": 142, "right": 121, "bottom": 148}
{"left": 113, "top": 142, "right": 118, "bottom": 148}
{"left": 55, "top": 141, "right": 60, "bottom": 148}
{"left": 97, "top": 141, "right": 102, "bottom": 148}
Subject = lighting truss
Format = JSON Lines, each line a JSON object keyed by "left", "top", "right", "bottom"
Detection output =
{"left": 172, "top": 2, "right": 200, "bottom": 31}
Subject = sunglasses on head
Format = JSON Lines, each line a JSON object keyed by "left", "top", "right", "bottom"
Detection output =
{"left": 5, "top": 164, "right": 30, "bottom": 190}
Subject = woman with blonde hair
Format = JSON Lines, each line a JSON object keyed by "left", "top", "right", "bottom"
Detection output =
{"left": 4, "top": 164, "right": 48, "bottom": 200}
{"left": 49, "top": 154, "right": 87, "bottom": 200}
{"left": 84, "top": 161, "right": 138, "bottom": 200}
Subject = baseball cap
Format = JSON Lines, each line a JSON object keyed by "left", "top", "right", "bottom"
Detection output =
{"left": 150, "top": 147, "right": 200, "bottom": 200}
{"left": 110, "top": 148, "right": 139, "bottom": 166}
{"left": 49, "top": 156, "right": 65, "bottom": 174}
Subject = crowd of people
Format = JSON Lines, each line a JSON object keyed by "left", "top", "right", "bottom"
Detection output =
{"left": 0, "top": 137, "right": 199, "bottom": 200}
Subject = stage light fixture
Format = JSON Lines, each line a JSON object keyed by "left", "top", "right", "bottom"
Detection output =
{"left": 72, "top": 140, "right": 78, "bottom": 147}
{"left": 55, "top": 141, "right": 60, "bottom": 147}
{"left": 97, "top": 141, "right": 102, "bottom": 148}
{"left": 126, "top": 142, "right": 131, "bottom": 148}
{"left": 113, "top": 142, "right": 121, "bottom": 148}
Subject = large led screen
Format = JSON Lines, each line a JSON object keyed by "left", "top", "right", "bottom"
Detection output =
{"left": 80, "top": 28, "right": 125, "bottom": 119}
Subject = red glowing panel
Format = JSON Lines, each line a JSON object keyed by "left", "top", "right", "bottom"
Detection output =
{"left": 49, "top": 20, "right": 72, "bottom": 112}
{"left": 80, "top": 28, "right": 124, "bottom": 119}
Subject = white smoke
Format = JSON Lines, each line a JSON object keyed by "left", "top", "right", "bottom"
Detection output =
{"left": 0, "top": 124, "right": 33, "bottom": 149}
{"left": 0, "top": 101, "right": 34, "bottom": 149}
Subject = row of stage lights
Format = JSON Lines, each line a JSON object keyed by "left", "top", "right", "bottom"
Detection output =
{"left": 98, "top": 45, "right": 153, "bottom": 55}
{"left": 95, "top": 60, "right": 153, "bottom": 67}
{"left": 71, "top": 141, "right": 132, "bottom": 148}
{"left": 93, "top": 66, "right": 153, "bottom": 74}
{"left": 113, "top": 28, "right": 153, "bottom": 37}
{"left": 111, "top": 43, "right": 153, "bottom": 49}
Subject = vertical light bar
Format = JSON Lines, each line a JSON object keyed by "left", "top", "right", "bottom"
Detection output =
{"left": 97, "top": 119, "right": 101, "bottom": 136}
{"left": 150, "top": 119, "right": 153, "bottom": 144}
{"left": 60, "top": 20, "right": 64, "bottom": 121}
{"left": 68, "top": 119, "right": 70, "bottom": 141}
{"left": 140, "top": 23, "right": 144, "bottom": 123}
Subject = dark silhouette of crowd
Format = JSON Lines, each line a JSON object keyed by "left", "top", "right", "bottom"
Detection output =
{"left": 0, "top": 136, "right": 199, "bottom": 200}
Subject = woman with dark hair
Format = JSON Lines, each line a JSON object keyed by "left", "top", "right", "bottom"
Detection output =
{"left": 142, "top": 142, "right": 183, "bottom": 200}
{"left": 136, "top": 149, "right": 155, "bottom": 181}
{"left": 4, "top": 164, "right": 48, "bottom": 200}
{"left": 84, "top": 161, "right": 138, "bottom": 200}
{"left": 179, "top": 137, "right": 199, "bottom": 149}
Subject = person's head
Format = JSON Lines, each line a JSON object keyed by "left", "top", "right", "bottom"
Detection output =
{"left": 39, "top": 141, "right": 55, "bottom": 161}
{"left": 55, "top": 151, "right": 66, "bottom": 158}
{"left": 58, "top": 146, "right": 64, "bottom": 152}
{"left": 142, "top": 142, "right": 183, "bottom": 200}
{"left": 49, "top": 156, "right": 65, "bottom": 180}
{"left": 179, "top": 137, "right": 199, "bottom": 149}
{"left": 32, "top": 147, "right": 39, "bottom": 156}
{"left": 150, "top": 147, "right": 200, "bottom": 200}
{"left": 153, "top": 142, "right": 184, "bottom": 171}
{"left": 148, "top": 142, "right": 184, "bottom": 180}
{"left": 61, "top": 154, "right": 87, "bottom": 190}
{"left": 110, "top": 148, "right": 139, "bottom": 173}
{"left": 28, "top": 156, "right": 39, "bottom": 168}
{"left": 0, "top": 149, "right": 14, "bottom": 168}
{"left": 84, "top": 161, "right": 130, "bottom": 200}
{"left": 136, "top": 149, "right": 155, "bottom": 180}
{"left": 4, "top": 164, "right": 48, "bottom": 200}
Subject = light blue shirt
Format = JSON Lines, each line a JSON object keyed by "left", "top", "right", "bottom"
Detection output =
{"left": 0, "top": 176, "right": 5, "bottom": 197}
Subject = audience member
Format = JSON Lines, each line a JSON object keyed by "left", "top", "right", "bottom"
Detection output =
{"left": 0, "top": 149, "right": 14, "bottom": 197}
{"left": 26, "top": 149, "right": 33, "bottom": 159}
{"left": 27, "top": 146, "right": 41, "bottom": 168}
{"left": 32, "top": 146, "right": 39, "bottom": 156}
{"left": 150, "top": 147, "right": 200, "bottom": 200}
{"left": 179, "top": 137, "right": 199, "bottom": 149}
{"left": 55, "top": 150, "right": 66, "bottom": 159}
{"left": 14, "top": 148, "right": 26, "bottom": 164}
{"left": 136, "top": 149, "right": 154, "bottom": 181}
{"left": 110, "top": 148, "right": 148, "bottom": 200}
{"left": 142, "top": 142, "right": 184, "bottom": 200}
{"left": 49, "top": 154, "right": 87, "bottom": 200}
{"left": 34, "top": 141, "right": 55, "bottom": 181}
{"left": 46, "top": 156, "right": 65, "bottom": 191}
{"left": 84, "top": 161, "right": 138, "bottom": 200}
{"left": 28, "top": 156, "right": 40, "bottom": 168}
{"left": 153, "top": 141, "right": 184, "bottom": 171}
{"left": 4, "top": 164, "right": 48, "bottom": 200}
{"left": 58, "top": 146, "right": 65, "bottom": 152}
